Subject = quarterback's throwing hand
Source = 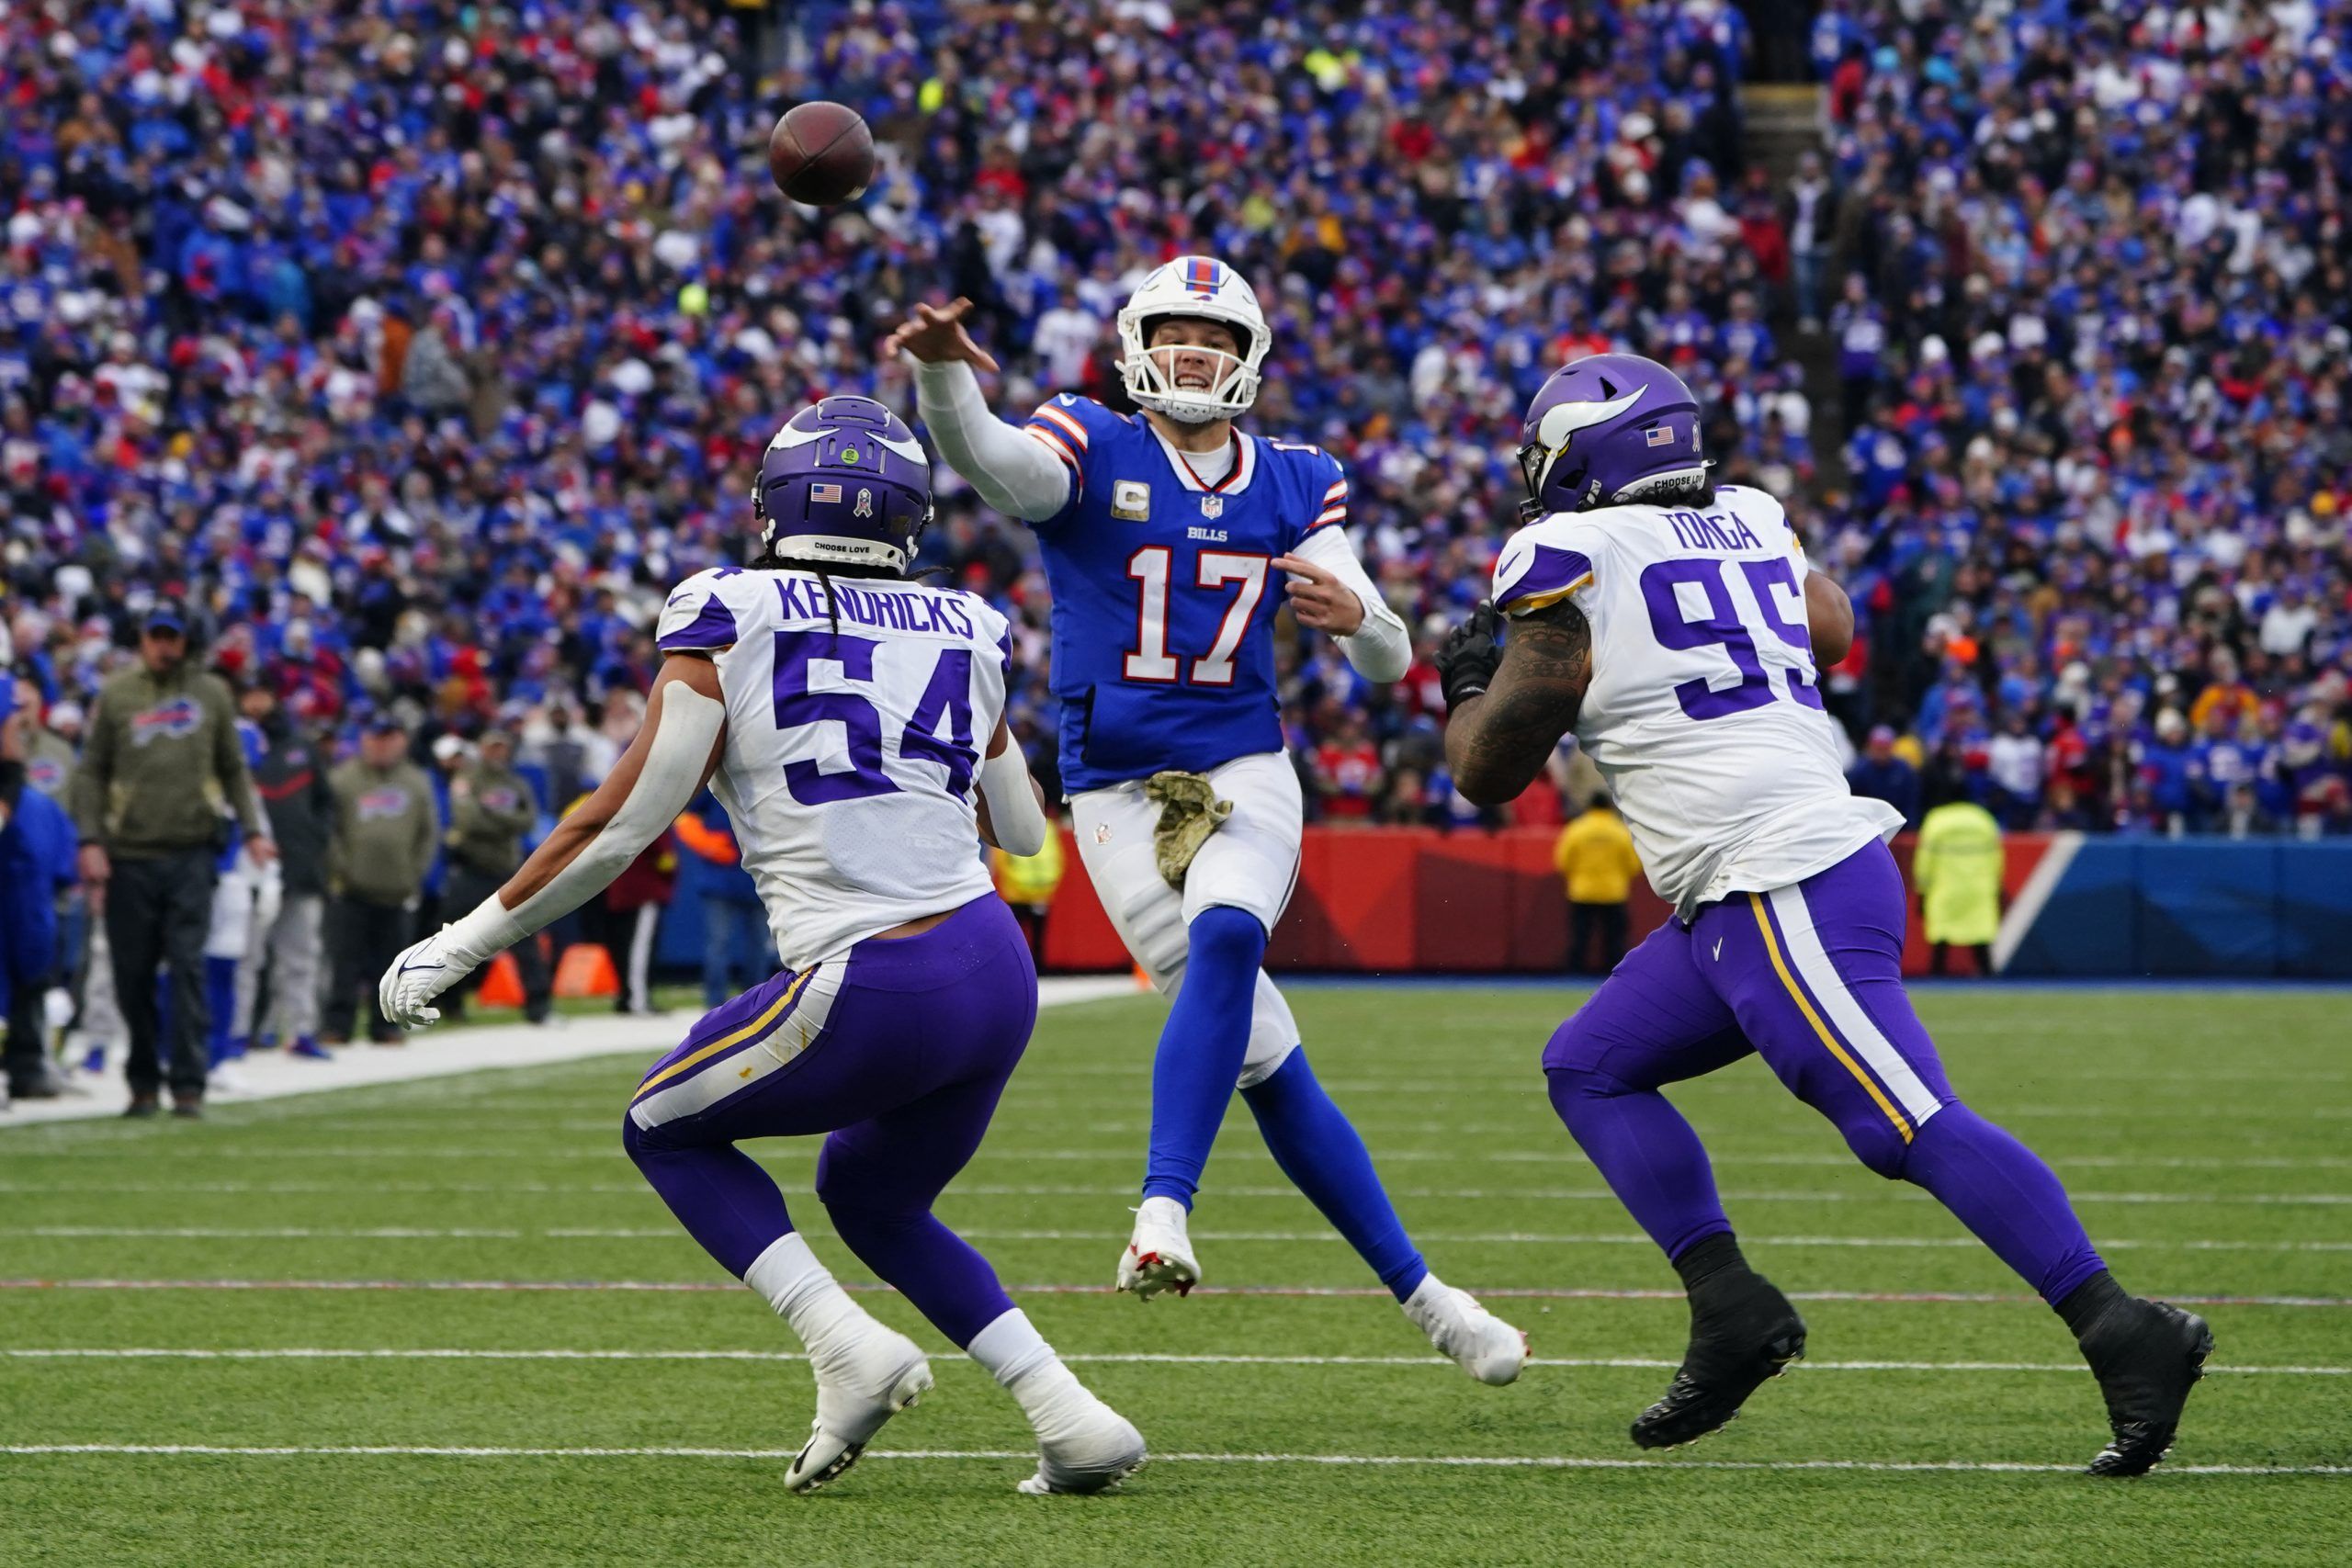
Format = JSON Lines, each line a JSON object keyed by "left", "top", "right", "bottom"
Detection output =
{"left": 379, "top": 928, "right": 471, "bottom": 1032}
{"left": 885, "top": 298, "right": 1001, "bottom": 373}
{"left": 1272, "top": 554, "right": 1364, "bottom": 636}
{"left": 1435, "top": 601, "right": 1504, "bottom": 710}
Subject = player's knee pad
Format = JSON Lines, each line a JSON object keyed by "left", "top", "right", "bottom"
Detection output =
{"left": 1543, "top": 1060, "right": 1638, "bottom": 1115}
{"left": 1185, "top": 904, "right": 1267, "bottom": 976}
{"left": 1540, "top": 1010, "right": 1615, "bottom": 1079}
{"left": 1234, "top": 971, "right": 1300, "bottom": 1089}
{"left": 619, "top": 1107, "right": 667, "bottom": 1162}
{"left": 1839, "top": 1114, "right": 1915, "bottom": 1181}
{"left": 813, "top": 1148, "right": 920, "bottom": 1230}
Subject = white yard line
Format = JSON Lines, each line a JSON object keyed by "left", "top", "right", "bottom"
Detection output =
{"left": 0, "top": 978, "right": 1139, "bottom": 1129}
{"left": 6, "top": 1225, "right": 2346, "bottom": 1254}
{"left": 4, "top": 1348, "right": 2343, "bottom": 1375}
{"left": 9, "top": 1152, "right": 2345, "bottom": 1205}
{"left": 1, "top": 1444, "right": 2341, "bottom": 1476}
{"left": 2, "top": 1278, "right": 2340, "bottom": 1307}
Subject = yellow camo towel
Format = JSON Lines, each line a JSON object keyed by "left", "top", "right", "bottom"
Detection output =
{"left": 1143, "top": 771, "right": 1234, "bottom": 890}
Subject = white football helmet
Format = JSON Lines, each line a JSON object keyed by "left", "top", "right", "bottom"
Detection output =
{"left": 1115, "top": 255, "right": 1271, "bottom": 423}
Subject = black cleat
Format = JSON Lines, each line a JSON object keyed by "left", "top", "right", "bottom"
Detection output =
{"left": 1632, "top": 1269, "right": 1807, "bottom": 1450}
{"left": 2080, "top": 1297, "right": 2212, "bottom": 1477}
{"left": 123, "top": 1095, "right": 161, "bottom": 1119}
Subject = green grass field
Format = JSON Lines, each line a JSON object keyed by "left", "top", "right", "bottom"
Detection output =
{"left": 3, "top": 984, "right": 2347, "bottom": 1566}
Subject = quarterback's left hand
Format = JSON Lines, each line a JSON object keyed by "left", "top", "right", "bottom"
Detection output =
{"left": 379, "top": 928, "right": 473, "bottom": 1032}
{"left": 1272, "top": 554, "right": 1363, "bottom": 637}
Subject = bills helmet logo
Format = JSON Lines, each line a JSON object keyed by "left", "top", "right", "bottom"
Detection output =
{"left": 27, "top": 756, "right": 65, "bottom": 792}
{"left": 356, "top": 787, "right": 412, "bottom": 821}
{"left": 480, "top": 786, "right": 522, "bottom": 812}
{"left": 130, "top": 698, "right": 203, "bottom": 746}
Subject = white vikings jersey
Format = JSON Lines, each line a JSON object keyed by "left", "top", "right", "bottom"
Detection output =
{"left": 1491, "top": 483, "right": 1901, "bottom": 917}
{"left": 656, "top": 566, "right": 1009, "bottom": 969}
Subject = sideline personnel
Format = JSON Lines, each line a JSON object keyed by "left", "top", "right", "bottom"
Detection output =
{"left": 72, "top": 601, "right": 275, "bottom": 1117}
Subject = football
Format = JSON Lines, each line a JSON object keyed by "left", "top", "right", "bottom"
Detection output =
{"left": 769, "top": 100, "right": 875, "bottom": 206}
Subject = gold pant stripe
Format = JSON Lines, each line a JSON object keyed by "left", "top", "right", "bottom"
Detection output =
{"left": 1747, "top": 894, "right": 1911, "bottom": 1143}
{"left": 632, "top": 966, "right": 817, "bottom": 1104}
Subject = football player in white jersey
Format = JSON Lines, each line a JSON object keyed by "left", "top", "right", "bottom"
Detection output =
{"left": 1433, "top": 355, "right": 2211, "bottom": 1476}
{"left": 379, "top": 397, "right": 1146, "bottom": 1496}
{"left": 888, "top": 260, "right": 1526, "bottom": 1383}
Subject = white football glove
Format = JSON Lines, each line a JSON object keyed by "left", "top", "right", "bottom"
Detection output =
{"left": 379, "top": 926, "right": 476, "bottom": 1031}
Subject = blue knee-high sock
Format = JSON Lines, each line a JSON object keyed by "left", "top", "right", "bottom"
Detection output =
{"left": 1142, "top": 906, "right": 1265, "bottom": 1207}
{"left": 205, "top": 957, "right": 241, "bottom": 1068}
{"left": 1901, "top": 1102, "right": 2107, "bottom": 1303}
{"left": 1546, "top": 1065, "right": 1732, "bottom": 1262}
{"left": 1243, "top": 1051, "right": 1428, "bottom": 1300}
{"left": 621, "top": 1113, "right": 796, "bottom": 1279}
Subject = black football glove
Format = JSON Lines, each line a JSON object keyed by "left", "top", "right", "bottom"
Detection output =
{"left": 1435, "top": 601, "right": 1503, "bottom": 711}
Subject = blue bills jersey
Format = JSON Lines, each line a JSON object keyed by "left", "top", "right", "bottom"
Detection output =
{"left": 1020, "top": 394, "right": 1350, "bottom": 792}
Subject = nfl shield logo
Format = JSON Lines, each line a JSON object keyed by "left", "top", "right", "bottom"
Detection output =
{"left": 1199, "top": 494, "right": 1224, "bottom": 519}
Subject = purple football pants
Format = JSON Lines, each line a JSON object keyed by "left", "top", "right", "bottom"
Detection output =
{"left": 621, "top": 896, "right": 1035, "bottom": 1348}
{"left": 1544, "top": 840, "right": 2106, "bottom": 1303}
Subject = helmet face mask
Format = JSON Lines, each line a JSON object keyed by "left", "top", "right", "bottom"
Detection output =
{"left": 752, "top": 396, "right": 933, "bottom": 573}
{"left": 1116, "top": 256, "right": 1270, "bottom": 423}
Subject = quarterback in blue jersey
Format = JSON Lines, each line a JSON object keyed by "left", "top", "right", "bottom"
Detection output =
{"left": 892, "top": 259, "right": 1525, "bottom": 1382}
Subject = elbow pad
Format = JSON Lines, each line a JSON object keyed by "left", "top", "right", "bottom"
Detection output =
{"left": 978, "top": 740, "right": 1050, "bottom": 857}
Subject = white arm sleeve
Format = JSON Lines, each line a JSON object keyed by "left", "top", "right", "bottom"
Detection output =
{"left": 910, "top": 360, "right": 1073, "bottom": 523}
{"left": 1292, "top": 525, "right": 1412, "bottom": 682}
{"left": 978, "top": 737, "right": 1050, "bottom": 857}
{"left": 441, "top": 684, "right": 726, "bottom": 964}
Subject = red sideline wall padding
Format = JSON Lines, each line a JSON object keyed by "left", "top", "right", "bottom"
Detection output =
{"left": 1040, "top": 827, "right": 2052, "bottom": 978}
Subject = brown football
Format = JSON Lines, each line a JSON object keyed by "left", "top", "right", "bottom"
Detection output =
{"left": 768, "top": 101, "right": 875, "bottom": 207}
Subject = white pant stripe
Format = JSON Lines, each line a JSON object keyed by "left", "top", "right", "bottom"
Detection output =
{"left": 1765, "top": 885, "right": 1943, "bottom": 1125}
{"left": 628, "top": 967, "right": 847, "bottom": 1131}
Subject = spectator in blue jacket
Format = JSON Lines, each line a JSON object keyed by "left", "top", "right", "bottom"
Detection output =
{"left": 1, "top": 672, "right": 78, "bottom": 1101}
{"left": 1846, "top": 725, "right": 1921, "bottom": 829}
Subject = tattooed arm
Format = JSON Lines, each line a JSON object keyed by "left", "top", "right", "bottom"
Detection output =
{"left": 1442, "top": 598, "right": 1594, "bottom": 807}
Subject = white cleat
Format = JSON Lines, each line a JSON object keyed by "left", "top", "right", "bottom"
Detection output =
{"left": 1016, "top": 1396, "right": 1148, "bottom": 1495}
{"left": 1403, "top": 1275, "right": 1529, "bottom": 1386}
{"left": 1114, "top": 1196, "right": 1200, "bottom": 1299}
{"left": 784, "top": 1323, "right": 933, "bottom": 1494}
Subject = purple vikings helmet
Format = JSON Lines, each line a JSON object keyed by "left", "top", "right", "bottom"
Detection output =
{"left": 1515, "top": 353, "right": 1707, "bottom": 522}
{"left": 752, "top": 396, "right": 933, "bottom": 571}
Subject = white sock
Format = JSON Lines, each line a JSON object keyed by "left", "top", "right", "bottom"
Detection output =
{"left": 1401, "top": 1270, "right": 1453, "bottom": 1322}
{"left": 1136, "top": 1194, "right": 1189, "bottom": 1229}
{"left": 967, "top": 1308, "right": 1093, "bottom": 1433}
{"left": 743, "top": 1233, "right": 865, "bottom": 1354}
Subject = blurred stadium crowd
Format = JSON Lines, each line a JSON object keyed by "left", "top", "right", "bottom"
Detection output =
{"left": 0, "top": 0, "right": 2346, "bottom": 845}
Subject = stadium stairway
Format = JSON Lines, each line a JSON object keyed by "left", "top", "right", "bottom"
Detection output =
{"left": 1736, "top": 81, "right": 1846, "bottom": 488}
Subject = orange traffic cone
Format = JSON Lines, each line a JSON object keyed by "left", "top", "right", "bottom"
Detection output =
{"left": 553, "top": 942, "right": 621, "bottom": 999}
{"left": 476, "top": 952, "right": 525, "bottom": 1009}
